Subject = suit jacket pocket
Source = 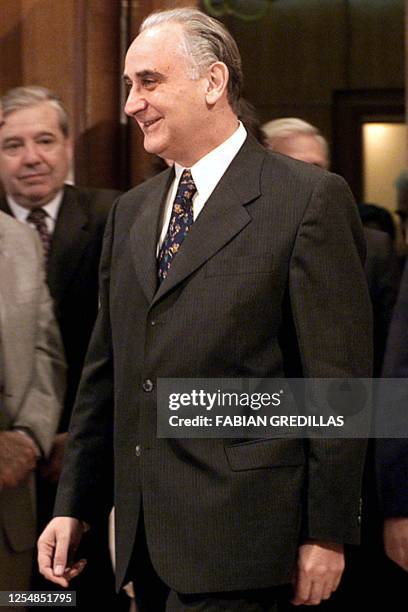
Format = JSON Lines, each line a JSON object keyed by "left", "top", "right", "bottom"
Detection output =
{"left": 224, "top": 438, "right": 305, "bottom": 471}
{"left": 205, "top": 254, "right": 273, "bottom": 277}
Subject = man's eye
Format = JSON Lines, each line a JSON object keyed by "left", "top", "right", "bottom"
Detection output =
{"left": 142, "top": 79, "right": 156, "bottom": 88}
{"left": 3, "top": 142, "right": 21, "bottom": 150}
{"left": 37, "top": 138, "right": 55, "bottom": 146}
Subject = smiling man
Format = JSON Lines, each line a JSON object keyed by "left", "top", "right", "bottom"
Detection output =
{"left": 38, "top": 9, "right": 372, "bottom": 612}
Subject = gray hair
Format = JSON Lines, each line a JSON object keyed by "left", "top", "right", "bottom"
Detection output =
{"left": 140, "top": 8, "right": 243, "bottom": 111}
{"left": 262, "top": 117, "right": 329, "bottom": 160}
{"left": 0, "top": 86, "right": 70, "bottom": 137}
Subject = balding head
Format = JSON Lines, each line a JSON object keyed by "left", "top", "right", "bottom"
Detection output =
{"left": 262, "top": 117, "right": 329, "bottom": 170}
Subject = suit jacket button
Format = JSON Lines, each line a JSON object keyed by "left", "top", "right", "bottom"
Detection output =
{"left": 143, "top": 379, "right": 154, "bottom": 392}
{"left": 135, "top": 444, "right": 141, "bottom": 457}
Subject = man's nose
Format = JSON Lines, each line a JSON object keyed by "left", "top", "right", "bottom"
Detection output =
{"left": 124, "top": 88, "right": 147, "bottom": 117}
{"left": 22, "top": 142, "right": 42, "bottom": 164}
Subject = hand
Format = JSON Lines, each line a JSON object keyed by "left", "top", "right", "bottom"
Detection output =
{"left": 39, "top": 432, "right": 68, "bottom": 483}
{"left": 291, "top": 540, "right": 345, "bottom": 606}
{"left": 38, "top": 517, "right": 88, "bottom": 587}
{"left": 0, "top": 431, "right": 38, "bottom": 488}
{"left": 384, "top": 517, "right": 408, "bottom": 572}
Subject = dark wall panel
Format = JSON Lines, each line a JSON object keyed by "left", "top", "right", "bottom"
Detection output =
{"left": 217, "top": 0, "right": 404, "bottom": 150}
{"left": 349, "top": 0, "right": 404, "bottom": 89}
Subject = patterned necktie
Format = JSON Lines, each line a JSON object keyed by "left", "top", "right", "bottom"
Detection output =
{"left": 158, "top": 169, "right": 197, "bottom": 282}
{"left": 27, "top": 208, "right": 52, "bottom": 264}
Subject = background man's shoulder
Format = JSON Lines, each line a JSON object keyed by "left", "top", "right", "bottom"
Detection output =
{"left": 115, "top": 166, "right": 173, "bottom": 212}
{"left": 0, "top": 210, "right": 43, "bottom": 276}
{"left": 0, "top": 209, "right": 37, "bottom": 244}
{"left": 64, "top": 184, "right": 121, "bottom": 220}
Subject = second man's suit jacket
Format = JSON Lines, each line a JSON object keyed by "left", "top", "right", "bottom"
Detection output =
{"left": 55, "top": 135, "right": 373, "bottom": 593}
{"left": 0, "top": 212, "right": 65, "bottom": 553}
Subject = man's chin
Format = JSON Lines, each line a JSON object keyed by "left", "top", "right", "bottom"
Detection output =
{"left": 17, "top": 189, "right": 54, "bottom": 208}
{"left": 143, "top": 135, "right": 167, "bottom": 157}
{"left": 25, "top": 189, "right": 49, "bottom": 200}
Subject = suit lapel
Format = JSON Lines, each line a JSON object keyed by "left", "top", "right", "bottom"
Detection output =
{"left": 47, "top": 185, "right": 89, "bottom": 302}
{"left": 130, "top": 168, "right": 174, "bottom": 303}
{"left": 0, "top": 195, "right": 13, "bottom": 217}
{"left": 152, "top": 136, "right": 265, "bottom": 306}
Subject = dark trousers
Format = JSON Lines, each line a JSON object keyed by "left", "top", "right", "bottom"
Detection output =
{"left": 130, "top": 511, "right": 283, "bottom": 612}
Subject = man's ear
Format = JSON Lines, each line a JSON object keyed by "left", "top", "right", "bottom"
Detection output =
{"left": 204, "top": 62, "right": 229, "bottom": 105}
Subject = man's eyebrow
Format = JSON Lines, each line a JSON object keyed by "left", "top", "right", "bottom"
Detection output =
{"left": 2, "top": 130, "right": 56, "bottom": 143}
{"left": 34, "top": 130, "right": 56, "bottom": 137}
{"left": 123, "top": 70, "right": 166, "bottom": 82}
{"left": 1, "top": 135, "right": 23, "bottom": 143}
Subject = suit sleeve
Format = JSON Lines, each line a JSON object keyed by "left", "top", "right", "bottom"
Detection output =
{"left": 289, "top": 172, "right": 373, "bottom": 544}
{"left": 53, "top": 202, "right": 117, "bottom": 525}
{"left": 13, "top": 237, "right": 66, "bottom": 457}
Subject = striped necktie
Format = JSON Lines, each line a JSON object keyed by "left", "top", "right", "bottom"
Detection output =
{"left": 27, "top": 207, "right": 52, "bottom": 264}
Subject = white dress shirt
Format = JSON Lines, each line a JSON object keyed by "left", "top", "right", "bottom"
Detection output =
{"left": 157, "top": 121, "right": 247, "bottom": 252}
{"left": 7, "top": 191, "right": 63, "bottom": 235}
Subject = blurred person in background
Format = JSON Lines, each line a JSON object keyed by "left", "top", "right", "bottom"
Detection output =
{"left": 263, "top": 116, "right": 402, "bottom": 610}
{"left": 0, "top": 209, "right": 65, "bottom": 609}
{"left": 262, "top": 117, "right": 329, "bottom": 169}
{"left": 375, "top": 260, "right": 408, "bottom": 610}
{"left": 0, "top": 86, "right": 124, "bottom": 610}
{"left": 395, "top": 171, "right": 408, "bottom": 248}
{"left": 262, "top": 117, "right": 398, "bottom": 375}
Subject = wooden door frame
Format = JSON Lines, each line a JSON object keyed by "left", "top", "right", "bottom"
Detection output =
{"left": 332, "top": 89, "right": 405, "bottom": 202}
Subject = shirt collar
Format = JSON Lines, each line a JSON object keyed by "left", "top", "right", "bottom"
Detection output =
{"left": 6, "top": 189, "right": 64, "bottom": 222}
{"left": 173, "top": 121, "right": 247, "bottom": 202}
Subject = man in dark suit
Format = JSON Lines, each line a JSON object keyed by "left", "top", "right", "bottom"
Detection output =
{"left": 373, "top": 262, "right": 408, "bottom": 609}
{"left": 379, "top": 262, "right": 408, "bottom": 557}
{"left": 0, "top": 86, "right": 120, "bottom": 609}
{"left": 39, "top": 9, "right": 372, "bottom": 611}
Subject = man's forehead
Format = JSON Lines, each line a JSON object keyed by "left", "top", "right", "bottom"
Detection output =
{"left": 125, "top": 23, "right": 186, "bottom": 67}
{"left": 0, "top": 103, "right": 61, "bottom": 134}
